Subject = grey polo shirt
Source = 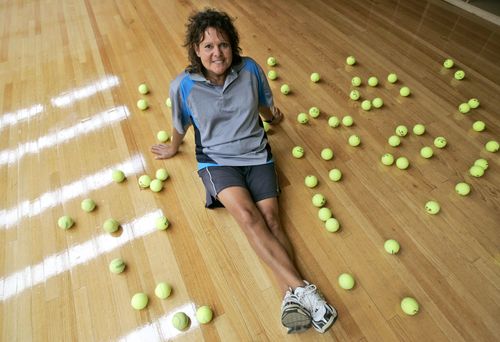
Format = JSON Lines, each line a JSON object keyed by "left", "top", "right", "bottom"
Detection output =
{"left": 169, "top": 57, "right": 274, "bottom": 169}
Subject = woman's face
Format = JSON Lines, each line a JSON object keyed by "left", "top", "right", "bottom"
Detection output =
{"left": 195, "top": 27, "right": 232, "bottom": 81}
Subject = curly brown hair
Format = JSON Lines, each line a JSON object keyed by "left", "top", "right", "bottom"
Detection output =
{"left": 183, "top": 8, "right": 242, "bottom": 74}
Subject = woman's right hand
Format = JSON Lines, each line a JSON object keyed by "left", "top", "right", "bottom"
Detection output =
{"left": 151, "top": 144, "right": 178, "bottom": 159}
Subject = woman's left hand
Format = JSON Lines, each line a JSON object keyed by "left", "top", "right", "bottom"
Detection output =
{"left": 270, "top": 106, "right": 283, "bottom": 125}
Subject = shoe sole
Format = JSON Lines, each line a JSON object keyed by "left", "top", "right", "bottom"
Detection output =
{"left": 282, "top": 307, "right": 312, "bottom": 333}
{"left": 312, "top": 307, "right": 338, "bottom": 333}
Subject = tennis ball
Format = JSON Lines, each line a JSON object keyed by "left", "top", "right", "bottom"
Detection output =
{"left": 474, "top": 158, "right": 488, "bottom": 170}
{"left": 196, "top": 306, "right": 213, "bottom": 324}
{"left": 351, "top": 76, "right": 362, "bottom": 87}
{"left": 468, "top": 98, "right": 480, "bottom": 109}
{"left": 81, "top": 198, "right": 96, "bottom": 212}
{"left": 103, "top": 218, "right": 120, "bottom": 233}
{"left": 138, "top": 83, "right": 149, "bottom": 94}
{"left": 338, "top": 273, "right": 355, "bottom": 290}
{"left": 342, "top": 115, "right": 354, "bottom": 127}
{"left": 348, "top": 134, "right": 361, "bottom": 147}
{"left": 361, "top": 100, "right": 372, "bottom": 111}
{"left": 388, "top": 135, "right": 401, "bottom": 147}
{"left": 381, "top": 153, "right": 395, "bottom": 166}
{"left": 325, "top": 218, "right": 340, "bottom": 232}
{"left": 156, "top": 168, "right": 169, "bottom": 181}
{"left": 401, "top": 297, "right": 419, "bottom": 315}
{"left": 292, "top": 146, "right": 305, "bottom": 158}
{"left": 384, "top": 239, "right": 400, "bottom": 254}
{"left": 172, "top": 312, "right": 189, "bottom": 330}
{"left": 425, "top": 200, "right": 440, "bottom": 214}
{"left": 434, "top": 137, "right": 447, "bottom": 148}
{"left": 458, "top": 103, "right": 470, "bottom": 114}
{"left": 399, "top": 86, "right": 411, "bottom": 97}
{"left": 443, "top": 58, "right": 454, "bottom": 68}
{"left": 157, "top": 130, "right": 170, "bottom": 142}
{"left": 349, "top": 89, "right": 360, "bottom": 101}
{"left": 395, "top": 125, "right": 408, "bottom": 137}
{"left": 454, "top": 70, "right": 465, "bottom": 80}
{"left": 318, "top": 207, "right": 332, "bottom": 221}
{"left": 297, "top": 112, "right": 309, "bottom": 124}
{"left": 328, "top": 168, "right": 342, "bottom": 181}
{"left": 166, "top": 98, "right": 172, "bottom": 108}
{"left": 267, "top": 56, "right": 277, "bottom": 66}
{"left": 112, "top": 170, "right": 126, "bottom": 183}
{"left": 312, "top": 194, "right": 326, "bottom": 208}
{"left": 420, "top": 146, "right": 434, "bottom": 158}
{"left": 328, "top": 116, "right": 341, "bottom": 127}
{"left": 131, "top": 293, "right": 148, "bottom": 310}
{"left": 372, "top": 97, "right": 383, "bottom": 108}
{"left": 321, "top": 148, "right": 334, "bottom": 160}
{"left": 280, "top": 84, "right": 290, "bottom": 95}
{"left": 137, "top": 99, "right": 148, "bottom": 110}
{"left": 309, "top": 107, "right": 320, "bottom": 118}
{"left": 267, "top": 70, "right": 277, "bottom": 80}
{"left": 413, "top": 124, "right": 426, "bottom": 135}
{"left": 156, "top": 216, "right": 170, "bottom": 230}
{"left": 155, "top": 282, "right": 172, "bottom": 299}
{"left": 455, "top": 182, "right": 471, "bottom": 196}
{"left": 346, "top": 56, "right": 356, "bottom": 65}
{"left": 310, "top": 72, "right": 320, "bottom": 83}
{"left": 109, "top": 258, "right": 126, "bottom": 274}
{"left": 58, "top": 215, "right": 74, "bottom": 230}
{"left": 138, "top": 175, "right": 152, "bottom": 188}
{"left": 396, "top": 157, "right": 410, "bottom": 170}
{"left": 387, "top": 73, "right": 398, "bottom": 83}
{"left": 263, "top": 121, "right": 270, "bottom": 132}
{"left": 150, "top": 179, "right": 163, "bottom": 192}
{"left": 485, "top": 140, "right": 499, "bottom": 152}
{"left": 469, "top": 165, "right": 484, "bottom": 177}
{"left": 472, "top": 121, "right": 485, "bottom": 132}
{"left": 367, "top": 76, "right": 378, "bottom": 87}
{"left": 305, "top": 175, "right": 318, "bottom": 188}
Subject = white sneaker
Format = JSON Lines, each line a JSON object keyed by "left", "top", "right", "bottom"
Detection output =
{"left": 294, "top": 281, "right": 338, "bottom": 333}
{"left": 280, "top": 288, "right": 312, "bottom": 334}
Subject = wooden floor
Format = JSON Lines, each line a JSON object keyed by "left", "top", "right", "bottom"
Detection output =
{"left": 1, "top": 0, "right": 499, "bottom": 341}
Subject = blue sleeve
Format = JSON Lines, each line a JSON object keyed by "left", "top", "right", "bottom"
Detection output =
{"left": 243, "top": 58, "right": 274, "bottom": 108}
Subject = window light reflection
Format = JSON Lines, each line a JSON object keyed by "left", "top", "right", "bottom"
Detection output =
{"left": 0, "top": 105, "right": 129, "bottom": 167}
{"left": 50, "top": 75, "right": 120, "bottom": 108}
{"left": 0, "top": 153, "right": 145, "bottom": 229}
{"left": 0, "top": 209, "right": 162, "bottom": 302}
{"left": 118, "top": 303, "right": 199, "bottom": 341}
{"left": 0, "top": 104, "right": 45, "bottom": 131}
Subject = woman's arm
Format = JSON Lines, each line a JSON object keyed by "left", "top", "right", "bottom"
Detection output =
{"left": 260, "top": 106, "right": 284, "bottom": 125}
{"left": 150, "top": 129, "right": 186, "bottom": 159}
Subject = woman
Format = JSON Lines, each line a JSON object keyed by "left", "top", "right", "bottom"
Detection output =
{"left": 151, "top": 8, "right": 337, "bottom": 334}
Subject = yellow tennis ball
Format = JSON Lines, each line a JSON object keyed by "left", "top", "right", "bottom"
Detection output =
{"left": 312, "top": 193, "right": 327, "bottom": 208}
{"left": 263, "top": 121, "right": 270, "bottom": 132}
{"left": 196, "top": 306, "right": 214, "bottom": 324}
{"left": 346, "top": 56, "right": 356, "bottom": 65}
{"left": 305, "top": 175, "right": 318, "bottom": 188}
{"left": 172, "top": 312, "right": 189, "bottom": 330}
{"left": 367, "top": 76, "right": 378, "bottom": 87}
{"left": 387, "top": 73, "right": 398, "bottom": 83}
{"left": 372, "top": 97, "right": 383, "bottom": 108}
{"left": 413, "top": 124, "right": 426, "bottom": 135}
{"left": 112, "top": 170, "right": 126, "bottom": 183}
{"left": 443, "top": 58, "right": 454, "bottom": 69}
{"left": 321, "top": 148, "right": 334, "bottom": 160}
{"left": 348, "top": 134, "right": 361, "bottom": 147}
{"left": 138, "top": 83, "right": 149, "bottom": 94}
{"left": 399, "top": 86, "right": 411, "bottom": 97}
{"left": 297, "top": 112, "right": 309, "bottom": 124}
{"left": 267, "top": 70, "right": 278, "bottom": 80}
{"left": 280, "top": 84, "right": 290, "bottom": 95}
{"left": 485, "top": 140, "right": 499, "bottom": 152}
{"left": 103, "top": 218, "right": 120, "bottom": 233}
{"left": 267, "top": 56, "right": 277, "bottom": 66}
{"left": 381, "top": 153, "right": 394, "bottom": 166}
{"left": 131, "top": 293, "right": 148, "bottom": 310}
{"left": 401, "top": 297, "right": 419, "bottom": 315}
{"left": 155, "top": 216, "right": 170, "bottom": 230}
{"left": 338, "top": 273, "right": 355, "bottom": 290}
{"left": 109, "top": 258, "right": 126, "bottom": 274}
{"left": 396, "top": 157, "right": 410, "bottom": 170}
{"left": 155, "top": 282, "right": 172, "bottom": 299}
{"left": 58, "top": 215, "right": 74, "bottom": 230}
{"left": 434, "top": 136, "right": 447, "bottom": 148}
{"left": 351, "top": 76, "right": 362, "bottom": 87}
{"left": 388, "top": 135, "right": 401, "bottom": 147}
{"left": 328, "top": 168, "right": 342, "bottom": 181}
{"left": 425, "top": 200, "right": 440, "bottom": 214}
{"left": 157, "top": 130, "right": 170, "bottom": 142}
{"left": 81, "top": 198, "right": 96, "bottom": 212}
{"left": 150, "top": 179, "right": 163, "bottom": 192}
{"left": 318, "top": 207, "right": 332, "bottom": 222}
{"left": 310, "top": 72, "right": 320, "bottom": 83}
{"left": 472, "top": 121, "right": 485, "bottom": 132}
{"left": 342, "top": 115, "right": 354, "bottom": 127}
{"left": 361, "top": 100, "right": 372, "bottom": 111}
{"left": 420, "top": 146, "right": 434, "bottom": 159}
{"left": 138, "top": 175, "right": 152, "bottom": 188}
{"left": 155, "top": 168, "right": 169, "bottom": 181}
{"left": 309, "top": 106, "right": 320, "bottom": 118}
{"left": 292, "top": 146, "right": 304, "bottom": 158}
{"left": 328, "top": 116, "right": 340, "bottom": 128}
{"left": 137, "top": 99, "right": 148, "bottom": 110}
{"left": 325, "top": 218, "right": 340, "bottom": 232}
{"left": 165, "top": 98, "right": 172, "bottom": 108}
{"left": 384, "top": 239, "right": 400, "bottom": 254}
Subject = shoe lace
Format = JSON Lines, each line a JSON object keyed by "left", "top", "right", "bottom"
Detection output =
{"left": 296, "top": 284, "right": 325, "bottom": 312}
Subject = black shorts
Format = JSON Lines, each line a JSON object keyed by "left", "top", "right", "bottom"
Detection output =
{"left": 197, "top": 163, "right": 280, "bottom": 209}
